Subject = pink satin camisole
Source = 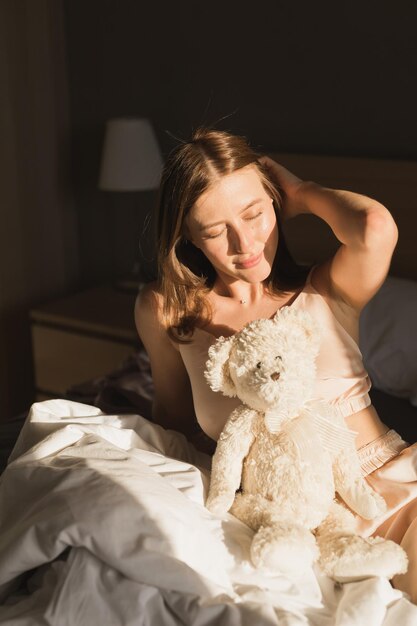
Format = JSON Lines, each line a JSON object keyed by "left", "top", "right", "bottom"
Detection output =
{"left": 179, "top": 266, "right": 372, "bottom": 441}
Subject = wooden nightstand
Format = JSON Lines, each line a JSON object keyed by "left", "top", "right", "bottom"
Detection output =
{"left": 30, "top": 285, "right": 141, "bottom": 401}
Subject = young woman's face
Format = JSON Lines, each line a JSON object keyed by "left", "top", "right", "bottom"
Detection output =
{"left": 186, "top": 164, "right": 278, "bottom": 284}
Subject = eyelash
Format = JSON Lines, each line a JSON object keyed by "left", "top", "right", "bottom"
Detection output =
{"left": 206, "top": 232, "right": 224, "bottom": 239}
{"left": 204, "top": 211, "right": 263, "bottom": 239}
{"left": 247, "top": 211, "right": 263, "bottom": 221}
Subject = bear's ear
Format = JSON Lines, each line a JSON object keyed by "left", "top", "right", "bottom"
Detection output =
{"left": 272, "top": 307, "right": 322, "bottom": 353}
{"left": 204, "top": 335, "right": 237, "bottom": 397}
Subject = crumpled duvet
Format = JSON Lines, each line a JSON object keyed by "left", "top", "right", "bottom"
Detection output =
{"left": 0, "top": 399, "right": 416, "bottom": 626}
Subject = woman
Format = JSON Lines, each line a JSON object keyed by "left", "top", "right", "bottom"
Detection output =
{"left": 135, "top": 127, "right": 417, "bottom": 602}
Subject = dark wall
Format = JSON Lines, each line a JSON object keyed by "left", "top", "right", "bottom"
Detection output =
{"left": 0, "top": 0, "right": 78, "bottom": 421}
{"left": 64, "top": 1, "right": 417, "bottom": 287}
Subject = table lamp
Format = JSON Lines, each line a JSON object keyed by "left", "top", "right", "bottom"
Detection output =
{"left": 98, "top": 117, "right": 163, "bottom": 290}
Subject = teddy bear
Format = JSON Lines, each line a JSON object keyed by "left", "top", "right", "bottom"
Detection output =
{"left": 204, "top": 306, "right": 408, "bottom": 581}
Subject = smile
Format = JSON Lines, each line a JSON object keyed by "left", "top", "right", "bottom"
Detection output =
{"left": 235, "top": 252, "right": 263, "bottom": 269}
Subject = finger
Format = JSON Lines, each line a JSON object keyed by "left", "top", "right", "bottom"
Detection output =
{"left": 258, "top": 155, "right": 275, "bottom": 168}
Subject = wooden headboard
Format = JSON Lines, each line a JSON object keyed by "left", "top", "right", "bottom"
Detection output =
{"left": 267, "top": 153, "right": 417, "bottom": 281}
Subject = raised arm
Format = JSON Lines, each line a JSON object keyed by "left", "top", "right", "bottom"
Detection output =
{"left": 134, "top": 283, "right": 199, "bottom": 440}
{"left": 260, "top": 156, "right": 398, "bottom": 311}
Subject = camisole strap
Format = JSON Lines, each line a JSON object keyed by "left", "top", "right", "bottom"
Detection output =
{"left": 305, "top": 263, "right": 318, "bottom": 287}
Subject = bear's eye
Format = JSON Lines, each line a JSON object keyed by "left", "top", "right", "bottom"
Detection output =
{"left": 256, "top": 362, "right": 262, "bottom": 369}
{"left": 275, "top": 356, "right": 282, "bottom": 360}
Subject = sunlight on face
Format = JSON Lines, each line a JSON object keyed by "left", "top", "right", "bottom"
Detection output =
{"left": 186, "top": 164, "right": 278, "bottom": 284}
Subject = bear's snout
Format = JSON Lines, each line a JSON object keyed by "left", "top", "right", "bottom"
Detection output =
{"left": 270, "top": 372, "right": 281, "bottom": 381}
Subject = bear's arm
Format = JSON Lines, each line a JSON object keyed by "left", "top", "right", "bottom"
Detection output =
{"left": 333, "top": 444, "right": 387, "bottom": 519}
{"left": 206, "top": 406, "right": 257, "bottom": 516}
{"left": 306, "top": 404, "right": 387, "bottom": 520}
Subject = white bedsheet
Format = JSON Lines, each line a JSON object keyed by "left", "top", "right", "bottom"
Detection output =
{"left": 0, "top": 399, "right": 416, "bottom": 625}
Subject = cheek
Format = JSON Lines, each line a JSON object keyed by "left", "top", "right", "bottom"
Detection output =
{"left": 260, "top": 215, "right": 275, "bottom": 236}
{"left": 198, "top": 238, "right": 229, "bottom": 265}
{"left": 188, "top": 229, "right": 235, "bottom": 272}
{"left": 260, "top": 213, "right": 279, "bottom": 254}
{"left": 257, "top": 205, "right": 278, "bottom": 239}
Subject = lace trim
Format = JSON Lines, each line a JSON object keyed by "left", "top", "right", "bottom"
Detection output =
{"left": 357, "top": 429, "right": 409, "bottom": 476}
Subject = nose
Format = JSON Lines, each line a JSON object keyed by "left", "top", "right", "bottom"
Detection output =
{"left": 270, "top": 372, "right": 280, "bottom": 381}
{"left": 231, "top": 224, "right": 254, "bottom": 254}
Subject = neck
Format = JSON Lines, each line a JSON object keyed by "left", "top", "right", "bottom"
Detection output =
{"left": 213, "top": 274, "right": 265, "bottom": 305}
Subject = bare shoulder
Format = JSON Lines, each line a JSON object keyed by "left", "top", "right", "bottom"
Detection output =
{"left": 135, "top": 281, "right": 162, "bottom": 322}
{"left": 134, "top": 281, "right": 173, "bottom": 346}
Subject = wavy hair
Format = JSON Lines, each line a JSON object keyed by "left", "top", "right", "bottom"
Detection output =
{"left": 155, "top": 127, "right": 312, "bottom": 341}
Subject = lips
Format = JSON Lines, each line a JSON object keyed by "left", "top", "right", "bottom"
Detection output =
{"left": 235, "top": 252, "right": 263, "bottom": 269}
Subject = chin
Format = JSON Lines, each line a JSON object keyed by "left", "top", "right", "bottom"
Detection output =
{"left": 238, "top": 259, "right": 273, "bottom": 283}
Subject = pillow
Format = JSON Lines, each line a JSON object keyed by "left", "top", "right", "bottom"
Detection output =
{"left": 359, "top": 276, "right": 417, "bottom": 406}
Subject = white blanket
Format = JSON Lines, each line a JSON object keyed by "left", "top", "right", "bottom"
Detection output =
{"left": 0, "top": 400, "right": 416, "bottom": 625}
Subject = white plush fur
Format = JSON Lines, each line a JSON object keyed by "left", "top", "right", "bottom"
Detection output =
{"left": 204, "top": 307, "right": 408, "bottom": 581}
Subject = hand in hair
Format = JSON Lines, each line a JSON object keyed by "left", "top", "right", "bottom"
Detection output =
{"left": 259, "top": 156, "right": 306, "bottom": 221}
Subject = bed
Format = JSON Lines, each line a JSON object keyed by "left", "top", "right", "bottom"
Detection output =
{"left": 1, "top": 152, "right": 417, "bottom": 624}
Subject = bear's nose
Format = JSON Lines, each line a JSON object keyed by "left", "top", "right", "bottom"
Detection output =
{"left": 270, "top": 372, "right": 280, "bottom": 381}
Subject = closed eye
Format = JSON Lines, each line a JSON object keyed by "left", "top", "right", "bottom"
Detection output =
{"left": 204, "top": 229, "right": 226, "bottom": 239}
{"left": 245, "top": 211, "right": 263, "bottom": 221}
{"left": 202, "top": 211, "right": 262, "bottom": 238}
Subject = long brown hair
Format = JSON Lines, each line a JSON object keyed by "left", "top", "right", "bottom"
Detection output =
{"left": 155, "top": 126, "right": 312, "bottom": 341}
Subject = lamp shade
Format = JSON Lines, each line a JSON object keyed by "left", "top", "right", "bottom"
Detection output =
{"left": 98, "top": 118, "right": 163, "bottom": 191}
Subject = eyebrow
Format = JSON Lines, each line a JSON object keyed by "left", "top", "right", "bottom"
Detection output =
{"left": 198, "top": 198, "right": 263, "bottom": 231}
